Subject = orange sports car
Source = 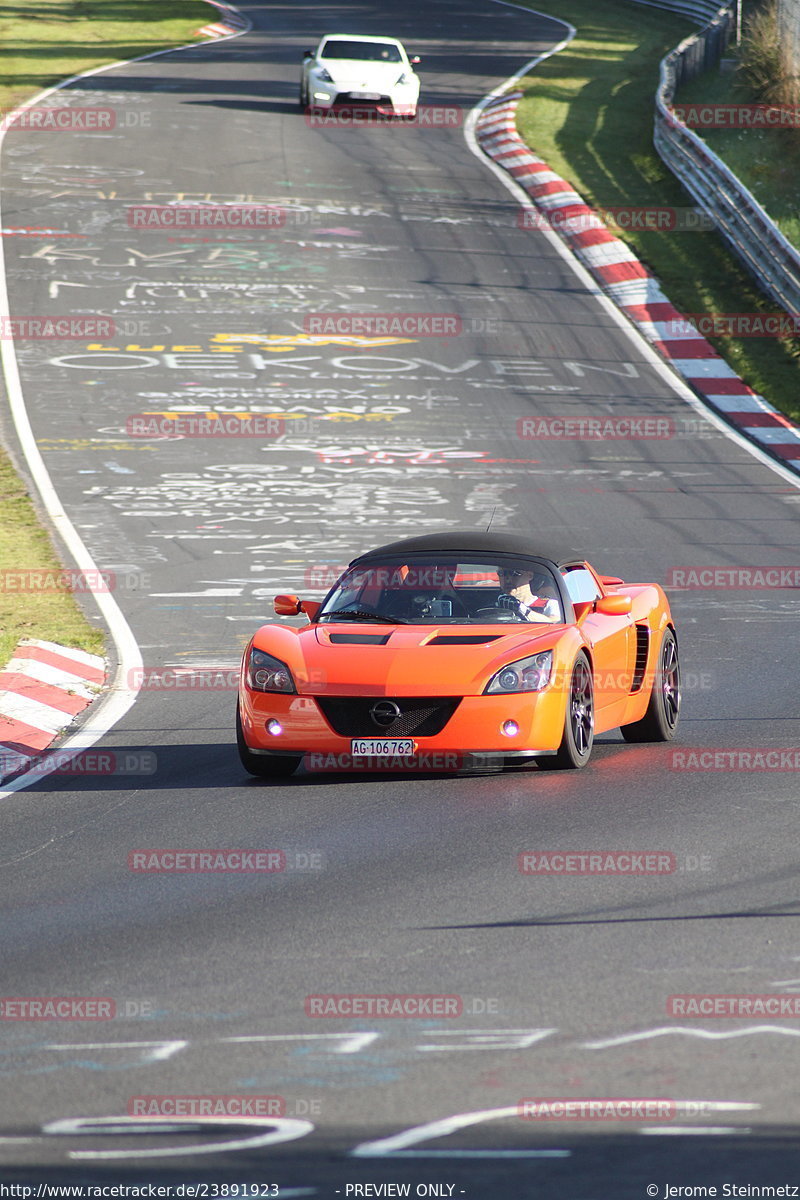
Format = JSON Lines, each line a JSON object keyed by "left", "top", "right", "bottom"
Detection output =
{"left": 236, "top": 532, "right": 680, "bottom": 776}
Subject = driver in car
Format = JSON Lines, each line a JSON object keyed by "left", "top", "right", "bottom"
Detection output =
{"left": 496, "top": 566, "right": 561, "bottom": 622}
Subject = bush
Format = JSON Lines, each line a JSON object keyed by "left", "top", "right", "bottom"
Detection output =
{"left": 738, "top": 0, "right": 800, "bottom": 107}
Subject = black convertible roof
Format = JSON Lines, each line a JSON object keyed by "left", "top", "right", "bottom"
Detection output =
{"left": 351, "top": 531, "right": 585, "bottom": 567}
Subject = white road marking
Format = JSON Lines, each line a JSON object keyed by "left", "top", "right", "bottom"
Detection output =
{"left": 417, "top": 1028, "right": 556, "bottom": 1051}
{"left": 584, "top": 1025, "right": 800, "bottom": 1049}
{"left": 222, "top": 1032, "right": 379, "bottom": 1054}
{"left": 150, "top": 588, "right": 243, "bottom": 597}
{"left": 673, "top": 1101, "right": 759, "bottom": 1111}
{"left": 352, "top": 1106, "right": 570, "bottom": 1158}
{"left": 43, "top": 1115, "right": 312, "bottom": 1160}
{"left": 367, "top": 1149, "right": 571, "bottom": 1157}
{"left": 42, "top": 1040, "right": 187, "bottom": 1062}
{"left": 641, "top": 1126, "right": 751, "bottom": 1136}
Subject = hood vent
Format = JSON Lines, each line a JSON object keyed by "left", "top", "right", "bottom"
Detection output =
{"left": 328, "top": 632, "right": 391, "bottom": 645}
{"left": 427, "top": 634, "right": 501, "bottom": 646}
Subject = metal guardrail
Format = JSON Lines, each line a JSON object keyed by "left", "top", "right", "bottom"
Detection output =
{"left": 653, "top": 4, "right": 800, "bottom": 317}
{"left": 625, "top": 0, "right": 728, "bottom": 25}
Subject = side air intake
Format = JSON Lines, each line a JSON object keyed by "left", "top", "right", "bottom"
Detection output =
{"left": 630, "top": 624, "right": 650, "bottom": 692}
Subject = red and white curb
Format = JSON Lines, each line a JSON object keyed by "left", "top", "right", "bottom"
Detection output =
{"left": 476, "top": 91, "right": 800, "bottom": 470}
{"left": 196, "top": 0, "right": 248, "bottom": 39}
{"left": 0, "top": 639, "right": 106, "bottom": 780}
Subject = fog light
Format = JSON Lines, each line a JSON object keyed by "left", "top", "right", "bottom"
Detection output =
{"left": 266, "top": 718, "right": 283, "bottom": 736}
{"left": 501, "top": 720, "right": 519, "bottom": 737}
{"left": 313, "top": 92, "right": 331, "bottom": 100}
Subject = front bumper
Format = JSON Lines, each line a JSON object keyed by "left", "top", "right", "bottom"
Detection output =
{"left": 239, "top": 688, "right": 564, "bottom": 757}
{"left": 308, "top": 79, "right": 418, "bottom": 113}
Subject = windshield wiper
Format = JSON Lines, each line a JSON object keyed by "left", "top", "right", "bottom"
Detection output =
{"left": 321, "top": 608, "right": 407, "bottom": 625}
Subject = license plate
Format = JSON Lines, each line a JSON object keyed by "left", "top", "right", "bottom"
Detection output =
{"left": 351, "top": 738, "right": 415, "bottom": 757}
{"left": 351, "top": 91, "right": 381, "bottom": 100}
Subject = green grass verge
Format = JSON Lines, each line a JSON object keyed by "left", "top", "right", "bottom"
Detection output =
{"left": 0, "top": 454, "right": 106, "bottom": 665}
{"left": 512, "top": 0, "right": 800, "bottom": 423}
{"left": 0, "top": 0, "right": 212, "bottom": 665}
{"left": 0, "top": 0, "right": 213, "bottom": 115}
{"left": 677, "top": 56, "right": 800, "bottom": 251}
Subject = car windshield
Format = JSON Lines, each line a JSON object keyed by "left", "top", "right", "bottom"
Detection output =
{"left": 320, "top": 40, "right": 403, "bottom": 63}
{"left": 318, "top": 555, "right": 565, "bottom": 625}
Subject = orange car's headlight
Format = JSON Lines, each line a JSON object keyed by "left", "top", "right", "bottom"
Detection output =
{"left": 484, "top": 651, "right": 553, "bottom": 694}
{"left": 247, "top": 648, "right": 296, "bottom": 694}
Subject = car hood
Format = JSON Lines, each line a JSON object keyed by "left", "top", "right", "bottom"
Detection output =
{"left": 252, "top": 623, "right": 564, "bottom": 696}
{"left": 316, "top": 60, "right": 407, "bottom": 87}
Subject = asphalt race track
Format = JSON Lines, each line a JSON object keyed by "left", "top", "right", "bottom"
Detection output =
{"left": 1, "top": 0, "right": 800, "bottom": 1194}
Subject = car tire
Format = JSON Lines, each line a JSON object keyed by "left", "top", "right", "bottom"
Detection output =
{"left": 620, "top": 627, "right": 680, "bottom": 743}
{"left": 299, "top": 79, "right": 309, "bottom": 108}
{"left": 538, "top": 651, "right": 594, "bottom": 770}
{"left": 237, "top": 704, "right": 301, "bottom": 779}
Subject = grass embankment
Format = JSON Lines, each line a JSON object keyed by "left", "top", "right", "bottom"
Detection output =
{"left": 511, "top": 0, "right": 800, "bottom": 423}
{"left": 0, "top": 457, "right": 106, "bottom": 666}
{"left": 677, "top": 58, "right": 800, "bottom": 252}
{"left": 0, "top": 0, "right": 211, "bottom": 664}
{"left": 0, "top": 0, "right": 212, "bottom": 115}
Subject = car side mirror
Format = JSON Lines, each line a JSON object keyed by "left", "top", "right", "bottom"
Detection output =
{"left": 410, "top": 55, "right": 421, "bottom": 64}
{"left": 595, "top": 594, "right": 632, "bottom": 616}
{"left": 303, "top": 49, "right": 313, "bottom": 59}
{"left": 300, "top": 600, "right": 321, "bottom": 622}
{"left": 274, "top": 595, "right": 322, "bottom": 621}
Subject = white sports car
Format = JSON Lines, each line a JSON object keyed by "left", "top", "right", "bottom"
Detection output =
{"left": 300, "top": 34, "right": 421, "bottom": 117}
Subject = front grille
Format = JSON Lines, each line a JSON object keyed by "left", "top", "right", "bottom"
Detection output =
{"left": 316, "top": 696, "right": 461, "bottom": 737}
{"left": 334, "top": 93, "right": 393, "bottom": 107}
{"left": 630, "top": 624, "right": 650, "bottom": 692}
